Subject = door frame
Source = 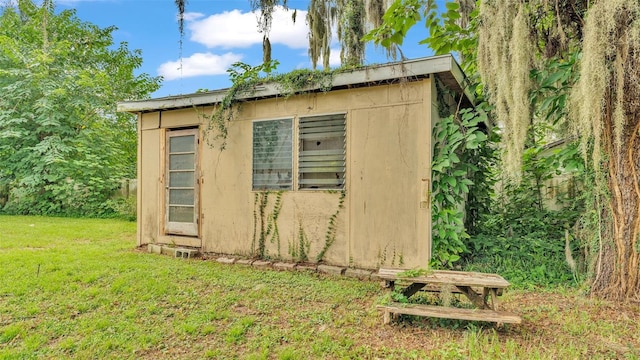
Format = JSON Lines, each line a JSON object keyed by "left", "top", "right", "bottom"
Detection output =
{"left": 164, "top": 128, "right": 199, "bottom": 236}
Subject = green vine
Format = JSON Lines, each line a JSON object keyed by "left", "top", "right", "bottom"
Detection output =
{"left": 316, "top": 190, "right": 346, "bottom": 262}
{"left": 200, "top": 60, "right": 278, "bottom": 149}
{"left": 398, "top": 268, "right": 432, "bottom": 278}
{"left": 431, "top": 98, "right": 496, "bottom": 268}
{"left": 200, "top": 61, "right": 339, "bottom": 149}
{"left": 290, "top": 222, "right": 311, "bottom": 262}
{"left": 252, "top": 191, "right": 284, "bottom": 259}
{"left": 267, "top": 191, "right": 284, "bottom": 256}
{"left": 376, "top": 243, "right": 404, "bottom": 267}
{"left": 256, "top": 191, "right": 270, "bottom": 258}
{"left": 252, "top": 192, "right": 259, "bottom": 254}
{"left": 275, "top": 69, "right": 334, "bottom": 98}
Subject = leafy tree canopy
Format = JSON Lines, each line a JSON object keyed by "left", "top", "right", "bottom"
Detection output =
{"left": 369, "top": 0, "right": 640, "bottom": 301}
{"left": 0, "top": 0, "right": 160, "bottom": 216}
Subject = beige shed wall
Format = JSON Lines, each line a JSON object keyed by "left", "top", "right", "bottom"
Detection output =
{"left": 138, "top": 80, "right": 434, "bottom": 269}
{"left": 138, "top": 113, "right": 160, "bottom": 245}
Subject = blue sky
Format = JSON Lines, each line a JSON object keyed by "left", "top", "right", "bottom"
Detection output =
{"left": 55, "top": 0, "right": 435, "bottom": 98}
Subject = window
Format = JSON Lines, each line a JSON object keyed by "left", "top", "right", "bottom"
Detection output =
{"left": 298, "top": 114, "right": 346, "bottom": 189}
{"left": 252, "top": 119, "right": 293, "bottom": 190}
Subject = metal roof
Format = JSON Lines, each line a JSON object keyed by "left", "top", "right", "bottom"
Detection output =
{"left": 117, "top": 54, "right": 474, "bottom": 113}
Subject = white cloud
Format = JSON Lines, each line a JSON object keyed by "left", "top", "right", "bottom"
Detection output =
{"left": 158, "top": 52, "right": 243, "bottom": 80}
{"left": 188, "top": 6, "right": 308, "bottom": 49}
{"left": 180, "top": 12, "right": 204, "bottom": 22}
{"left": 328, "top": 48, "right": 341, "bottom": 67}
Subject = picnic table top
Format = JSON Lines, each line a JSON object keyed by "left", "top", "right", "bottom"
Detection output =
{"left": 377, "top": 268, "right": 511, "bottom": 289}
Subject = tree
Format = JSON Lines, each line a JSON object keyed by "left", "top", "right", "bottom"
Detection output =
{"left": 369, "top": 0, "right": 640, "bottom": 301}
{"left": 306, "top": 0, "right": 367, "bottom": 68}
{"left": 0, "top": 0, "right": 160, "bottom": 216}
{"left": 478, "top": 0, "right": 640, "bottom": 301}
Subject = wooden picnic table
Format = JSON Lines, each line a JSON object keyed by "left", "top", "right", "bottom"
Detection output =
{"left": 376, "top": 268, "right": 522, "bottom": 325}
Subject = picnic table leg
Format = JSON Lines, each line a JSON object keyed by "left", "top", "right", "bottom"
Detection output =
{"left": 490, "top": 288, "right": 498, "bottom": 311}
{"left": 456, "top": 286, "right": 490, "bottom": 309}
{"left": 482, "top": 287, "right": 490, "bottom": 308}
{"left": 382, "top": 280, "right": 395, "bottom": 290}
{"left": 402, "top": 283, "right": 427, "bottom": 298}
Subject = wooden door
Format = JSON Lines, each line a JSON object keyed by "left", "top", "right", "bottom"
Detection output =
{"left": 165, "top": 129, "right": 199, "bottom": 236}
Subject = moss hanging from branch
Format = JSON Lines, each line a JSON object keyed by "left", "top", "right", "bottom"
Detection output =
{"left": 569, "top": 0, "right": 640, "bottom": 300}
{"left": 570, "top": 0, "right": 640, "bottom": 169}
{"left": 307, "top": 0, "right": 390, "bottom": 69}
{"left": 307, "top": 0, "right": 336, "bottom": 70}
{"left": 337, "top": 0, "right": 366, "bottom": 67}
{"left": 176, "top": 1, "right": 290, "bottom": 66}
{"left": 250, "top": 0, "right": 290, "bottom": 64}
{"left": 477, "top": 1, "right": 534, "bottom": 180}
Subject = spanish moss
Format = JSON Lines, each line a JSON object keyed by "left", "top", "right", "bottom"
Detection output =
{"left": 478, "top": 1, "right": 534, "bottom": 179}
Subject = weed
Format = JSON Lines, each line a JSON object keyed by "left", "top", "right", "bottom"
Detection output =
{"left": 0, "top": 324, "right": 21, "bottom": 344}
{"left": 225, "top": 317, "right": 255, "bottom": 344}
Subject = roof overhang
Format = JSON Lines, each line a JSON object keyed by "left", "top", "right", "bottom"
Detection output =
{"left": 117, "top": 54, "right": 475, "bottom": 113}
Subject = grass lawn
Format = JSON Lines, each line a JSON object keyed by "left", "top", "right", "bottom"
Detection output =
{"left": 0, "top": 215, "right": 638, "bottom": 359}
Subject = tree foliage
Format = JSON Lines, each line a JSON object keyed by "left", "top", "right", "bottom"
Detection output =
{"left": 474, "top": 0, "right": 640, "bottom": 301}
{"left": 431, "top": 105, "right": 496, "bottom": 267}
{"left": 0, "top": 0, "right": 160, "bottom": 216}
{"left": 364, "top": 0, "right": 640, "bottom": 301}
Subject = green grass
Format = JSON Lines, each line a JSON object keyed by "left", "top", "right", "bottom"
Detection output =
{"left": 1, "top": 215, "right": 639, "bottom": 359}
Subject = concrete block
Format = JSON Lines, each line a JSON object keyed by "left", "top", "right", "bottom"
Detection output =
{"left": 147, "top": 244, "right": 162, "bottom": 254}
{"left": 252, "top": 260, "right": 272, "bottom": 269}
{"left": 161, "top": 246, "right": 177, "bottom": 257}
{"left": 317, "top": 264, "right": 345, "bottom": 276}
{"left": 345, "top": 268, "right": 373, "bottom": 279}
{"left": 216, "top": 257, "right": 236, "bottom": 264}
{"left": 175, "top": 248, "right": 198, "bottom": 259}
{"left": 236, "top": 259, "right": 254, "bottom": 266}
{"left": 296, "top": 264, "right": 317, "bottom": 272}
{"left": 273, "top": 262, "right": 297, "bottom": 271}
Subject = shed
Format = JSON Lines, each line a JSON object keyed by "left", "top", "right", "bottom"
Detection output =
{"left": 117, "top": 54, "right": 474, "bottom": 269}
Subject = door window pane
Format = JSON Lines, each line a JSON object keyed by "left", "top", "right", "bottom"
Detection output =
{"left": 169, "top": 206, "right": 194, "bottom": 223}
{"left": 169, "top": 189, "right": 194, "bottom": 205}
{"left": 170, "top": 135, "right": 195, "bottom": 153}
{"left": 169, "top": 154, "right": 195, "bottom": 170}
{"left": 170, "top": 172, "right": 194, "bottom": 187}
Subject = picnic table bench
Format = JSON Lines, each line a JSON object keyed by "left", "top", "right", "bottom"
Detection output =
{"left": 376, "top": 268, "right": 522, "bottom": 325}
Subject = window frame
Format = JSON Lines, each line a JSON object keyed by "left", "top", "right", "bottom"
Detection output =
{"left": 250, "top": 113, "right": 347, "bottom": 192}
{"left": 251, "top": 117, "right": 294, "bottom": 191}
{"left": 297, "top": 113, "right": 347, "bottom": 190}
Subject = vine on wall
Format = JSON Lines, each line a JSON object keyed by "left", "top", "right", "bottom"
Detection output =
{"left": 431, "top": 99, "right": 496, "bottom": 268}
{"left": 252, "top": 191, "right": 284, "bottom": 259}
{"left": 252, "top": 190, "right": 346, "bottom": 263}
{"left": 199, "top": 61, "right": 279, "bottom": 150}
{"left": 377, "top": 244, "right": 404, "bottom": 267}
{"left": 316, "top": 190, "right": 346, "bottom": 262}
{"left": 199, "top": 61, "right": 336, "bottom": 149}
{"left": 289, "top": 223, "right": 311, "bottom": 262}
